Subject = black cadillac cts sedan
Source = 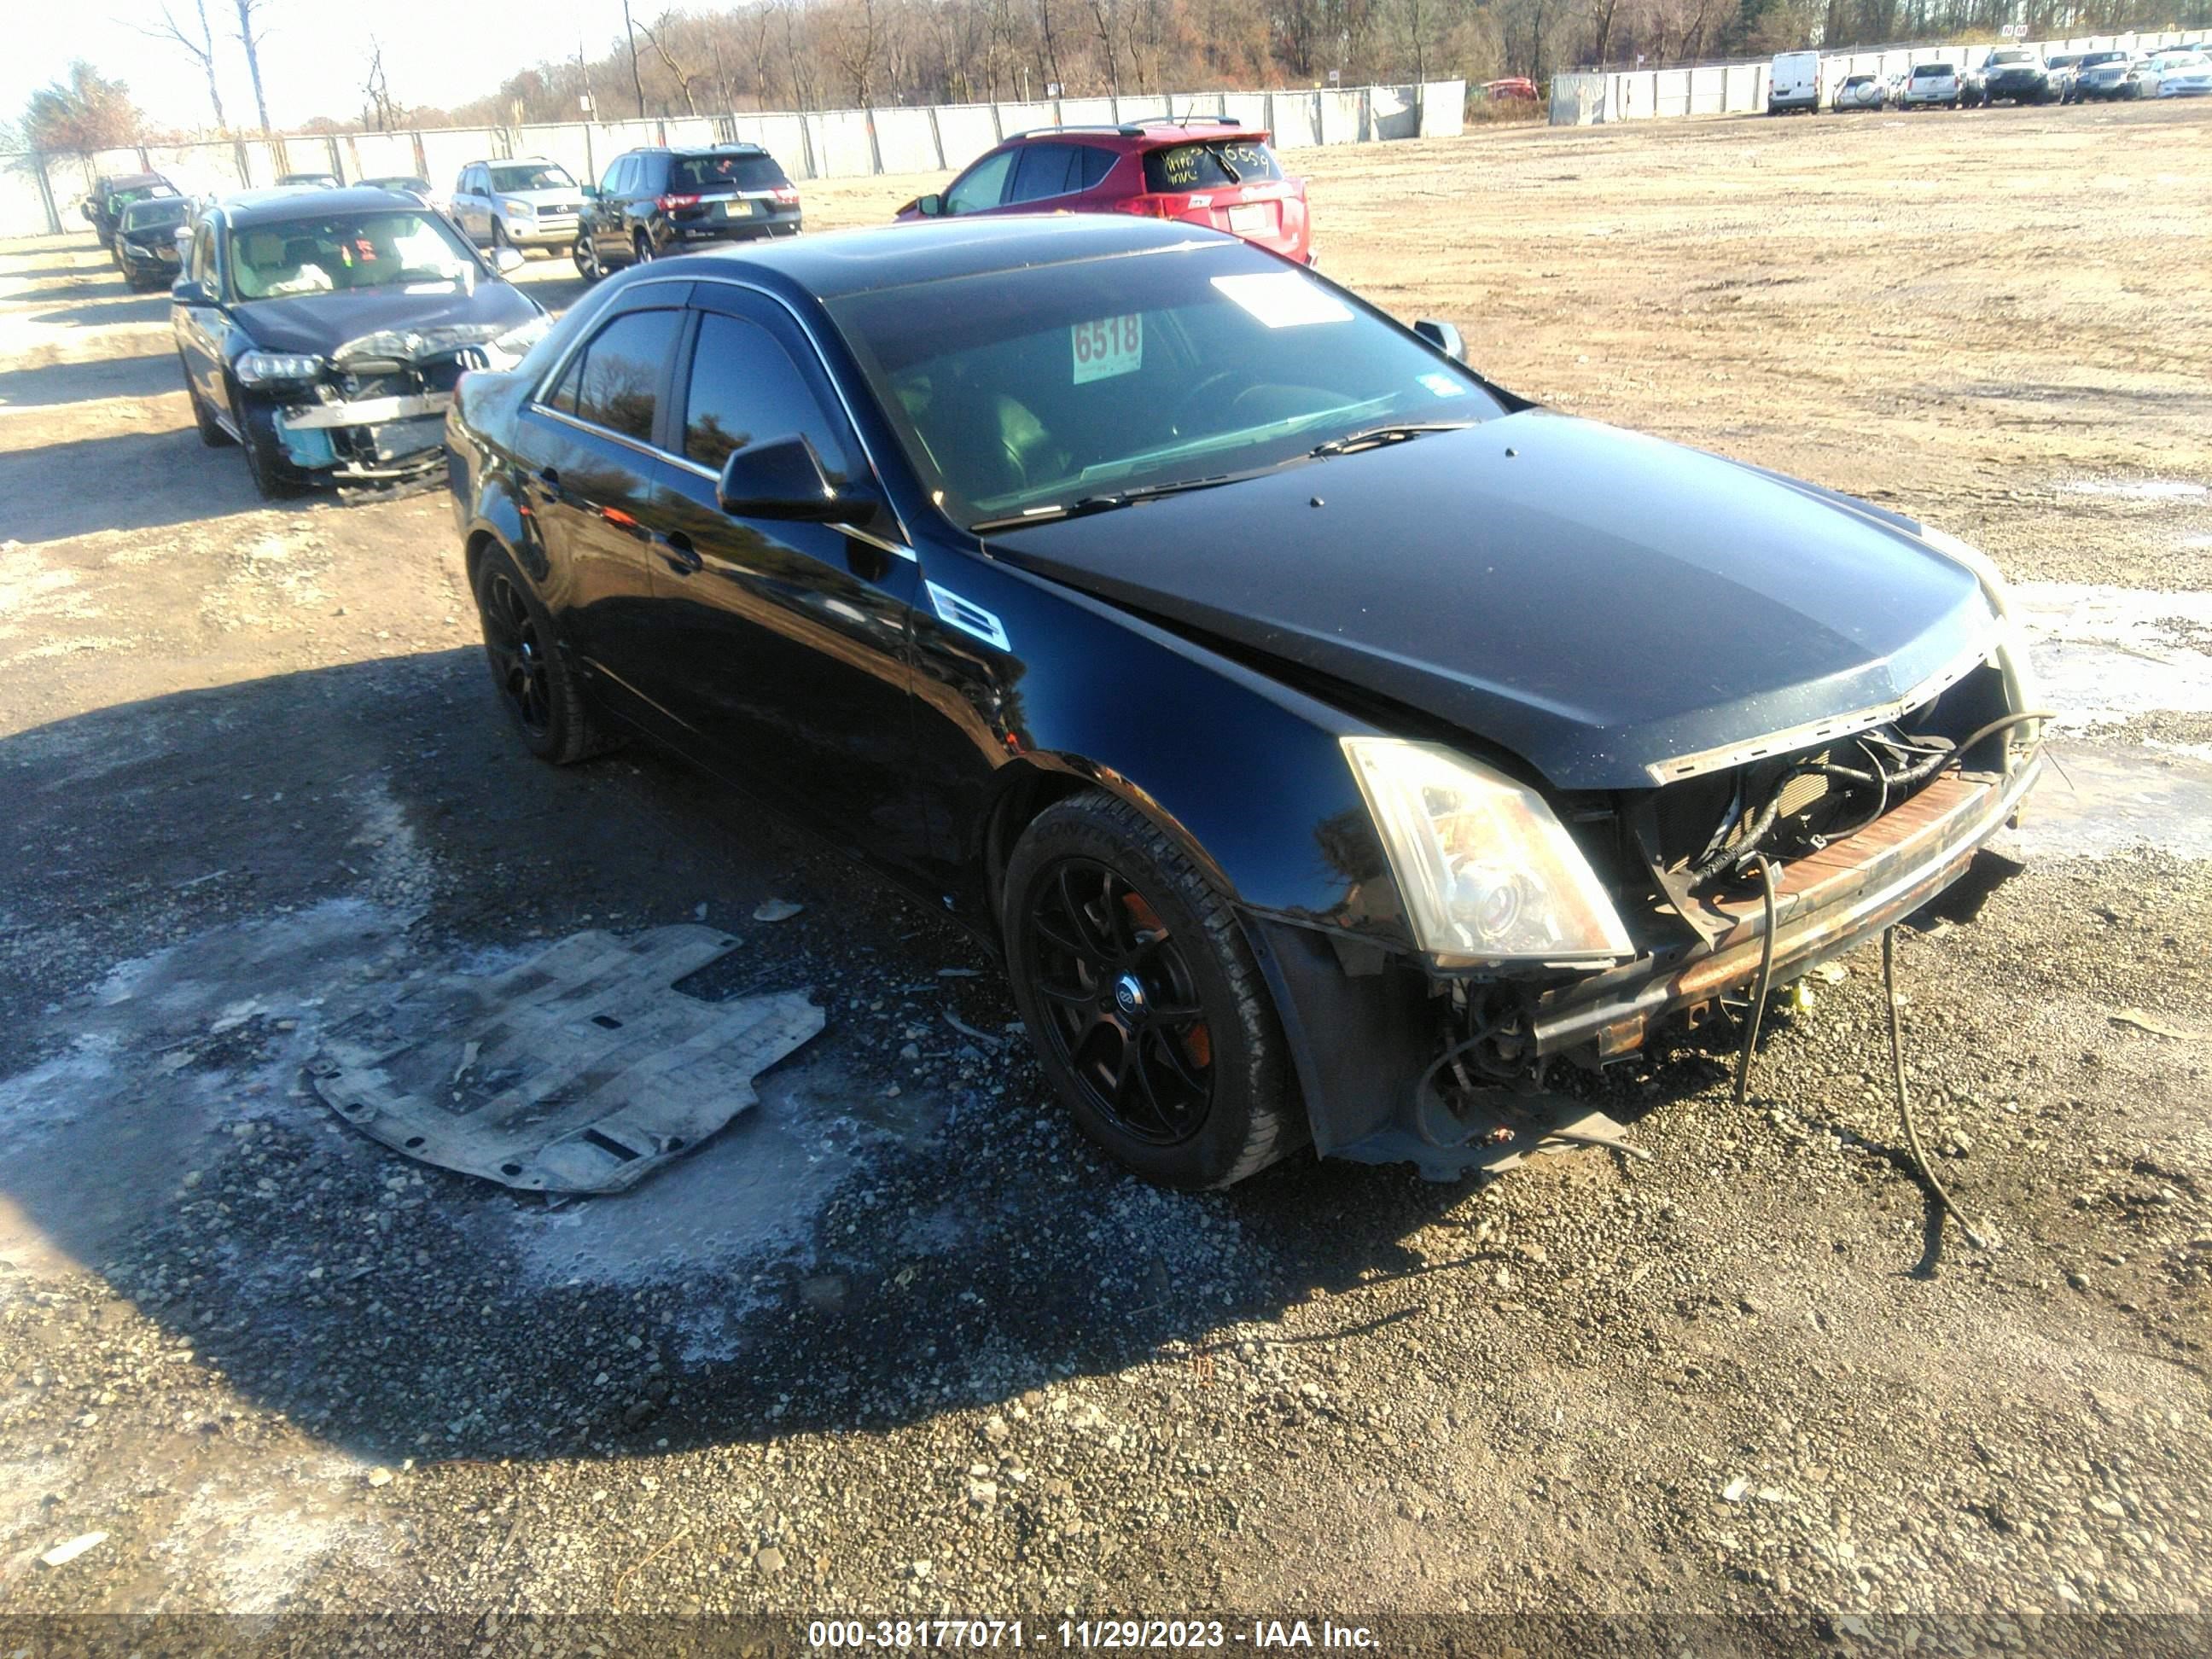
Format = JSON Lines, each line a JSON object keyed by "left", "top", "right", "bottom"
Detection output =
{"left": 445, "top": 217, "right": 2043, "bottom": 1189}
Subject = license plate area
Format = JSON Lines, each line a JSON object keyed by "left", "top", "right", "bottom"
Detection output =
{"left": 1228, "top": 202, "right": 1272, "bottom": 236}
{"left": 715, "top": 198, "right": 754, "bottom": 219}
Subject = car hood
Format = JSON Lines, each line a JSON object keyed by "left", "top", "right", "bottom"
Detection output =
{"left": 501, "top": 188, "right": 586, "bottom": 208}
{"left": 231, "top": 281, "right": 540, "bottom": 357}
{"left": 984, "top": 413, "right": 1994, "bottom": 791}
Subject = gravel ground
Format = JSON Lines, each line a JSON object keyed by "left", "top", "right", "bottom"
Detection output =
{"left": 0, "top": 103, "right": 2208, "bottom": 1638}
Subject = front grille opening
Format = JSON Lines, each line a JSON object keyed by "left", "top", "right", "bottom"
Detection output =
{"left": 1644, "top": 662, "right": 2013, "bottom": 905}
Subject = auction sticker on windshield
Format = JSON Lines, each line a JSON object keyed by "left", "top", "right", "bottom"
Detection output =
{"left": 1074, "top": 314, "right": 1143, "bottom": 384}
{"left": 1210, "top": 272, "right": 1352, "bottom": 329}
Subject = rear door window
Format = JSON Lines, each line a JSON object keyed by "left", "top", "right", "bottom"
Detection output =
{"left": 1076, "top": 147, "right": 1117, "bottom": 189}
{"left": 1142, "top": 140, "right": 1284, "bottom": 193}
{"left": 555, "top": 308, "right": 684, "bottom": 445}
{"left": 1005, "top": 143, "right": 1080, "bottom": 204}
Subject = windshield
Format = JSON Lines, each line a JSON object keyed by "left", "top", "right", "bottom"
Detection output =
{"left": 2081, "top": 53, "right": 2127, "bottom": 67}
{"left": 668, "top": 153, "right": 786, "bottom": 191}
{"left": 227, "top": 211, "right": 480, "bottom": 301}
{"left": 1142, "top": 140, "right": 1284, "bottom": 193}
{"left": 112, "top": 183, "right": 173, "bottom": 207}
{"left": 490, "top": 163, "right": 576, "bottom": 192}
{"left": 121, "top": 199, "right": 189, "bottom": 233}
{"left": 829, "top": 244, "right": 1505, "bottom": 530}
{"left": 1988, "top": 50, "right": 2033, "bottom": 65}
{"left": 368, "top": 176, "right": 431, "bottom": 193}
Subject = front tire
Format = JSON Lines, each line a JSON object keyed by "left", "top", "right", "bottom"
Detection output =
{"left": 1002, "top": 793, "right": 1302, "bottom": 1189}
{"left": 472, "top": 544, "right": 618, "bottom": 765}
{"left": 228, "top": 382, "right": 294, "bottom": 499}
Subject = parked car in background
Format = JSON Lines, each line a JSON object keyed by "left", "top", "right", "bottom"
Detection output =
{"left": 2149, "top": 50, "right": 2212, "bottom": 96}
{"left": 1981, "top": 48, "right": 2054, "bottom": 103}
{"left": 1957, "top": 63, "right": 1988, "bottom": 106}
{"left": 1481, "top": 78, "right": 1540, "bottom": 102}
{"left": 170, "top": 186, "right": 548, "bottom": 498}
{"left": 275, "top": 171, "right": 342, "bottom": 189}
{"left": 1899, "top": 62, "right": 1963, "bottom": 108}
{"left": 2074, "top": 51, "right": 2146, "bottom": 99}
{"left": 82, "top": 173, "right": 178, "bottom": 250}
{"left": 573, "top": 145, "right": 802, "bottom": 280}
{"left": 114, "top": 195, "right": 191, "bottom": 288}
{"left": 451, "top": 158, "right": 588, "bottom": 253}
{"left": 894, "top": 119, "right": 1313, "bottom": 266}
{"left": 358, "top": 174, "right": 436, "bottom": 203}
{"left": 1769, "top": 50, "right": 1822, "bottom": 113}
{"left": 2045, "top": 53, "right": 2086, "bottom": 101}
{"left": 1832, "top": 73, "right": 1889, "bottom": 112}
{"left": 444, "top": 215, "right": 2045, "bottom": 1190}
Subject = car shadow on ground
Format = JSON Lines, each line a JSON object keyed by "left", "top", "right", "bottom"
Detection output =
{"left": 0, "top": 422, "right": 265, "bottom": 538}
{"left": 0, "top": 351, "right": 182, "bottom": 409}
{"left": 0, "top": 649, "right": 1572, "bottom": 1469}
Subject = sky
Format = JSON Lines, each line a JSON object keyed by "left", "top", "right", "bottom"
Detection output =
{"left": 9, "top": 0, "right": 608, "bottom": 135}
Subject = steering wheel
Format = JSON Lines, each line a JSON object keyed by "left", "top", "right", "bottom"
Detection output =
{"left": 1167, "top": 371, "right": 1250, "bottom": 439}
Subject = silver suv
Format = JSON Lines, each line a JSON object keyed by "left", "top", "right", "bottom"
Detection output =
{"left": 450, "top": 159, "right": 588, "bottom": 254}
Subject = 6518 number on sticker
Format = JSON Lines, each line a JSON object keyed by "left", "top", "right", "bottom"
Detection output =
{"left": 1073, "top": 314, "right": 1143, "bottom": 384}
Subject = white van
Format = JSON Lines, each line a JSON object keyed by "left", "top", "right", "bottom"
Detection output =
{"left": 1769, "top": 50, "right": 1822, "bottom": 114}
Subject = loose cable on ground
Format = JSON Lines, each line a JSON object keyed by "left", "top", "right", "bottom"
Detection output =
{"left": 1883, "top": 926, "right": 1990, "bottom": 1250}
{"left": 1730, "top": 854, "right": 1780, "bottom": 1112}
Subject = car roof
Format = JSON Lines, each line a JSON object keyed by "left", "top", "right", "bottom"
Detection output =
{"left": 1003, "top": 119, "right": 1268, "bottom": 148}
{"left": 652, "top": 143, "right": 770, "bottom": 157}
{"left": 621, "top": 214, "right": 1236, "bottom": 302}
{"left": 218, "top": 186, "right": 431, "bottom": 227}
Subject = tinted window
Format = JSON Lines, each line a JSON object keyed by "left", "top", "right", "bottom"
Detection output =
{"left": 669, "top": 153, "right": 786, "bottom": 191}
{"left": 1077, "top": 146, "right": 1117, "bottom": 189}
{"left": 946, "top": 148, "right": 1016, "bottom": 214}
{"left": 565, "top": 309, "right": 682, "bottom": 444}
{"left": 1005, "top": 143, "right": 1080, "bottom": 204}
{"left": 122, "top": 198, "right": 189, "bottom": 232}
{"left": 681, "top": 312, "right": 847, "bottom": 475}
{"left": 1142, "top": 140, "right": 1284, "bottom": 194}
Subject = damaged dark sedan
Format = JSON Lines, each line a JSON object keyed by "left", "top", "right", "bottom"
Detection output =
{"left": 174, "top": 187, "right": 550, "bottom": 496}
{"left": 445, "top": 217, "right": 2044, "bottom": 1189}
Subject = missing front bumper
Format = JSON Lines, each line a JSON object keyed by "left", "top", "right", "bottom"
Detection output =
{"left": 274, "top": 392, "right": 452, "bottom": 486}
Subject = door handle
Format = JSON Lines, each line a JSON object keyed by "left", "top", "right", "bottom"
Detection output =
{"left": 658, "top": 530, "right": 701, "bottom": 575}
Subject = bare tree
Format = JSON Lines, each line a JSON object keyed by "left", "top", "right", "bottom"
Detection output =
{"left": 363, "top": 36, "right": 399, "bottom": 131}
{"left": 138, "top": 0, "right": 227, "bottom": 133}
{"left": 637, "top": 14, "right": 705, "bottom": 114}
{"left": 230, "top": 0, "right": 273, "bottom": 131}
{"left": 824, "top": 0, "right": 886, "bottom": 106}
{"left": 621, "top": 0, "right": 648, "bottom": 116}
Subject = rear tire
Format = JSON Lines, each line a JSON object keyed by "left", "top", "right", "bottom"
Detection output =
{"left": 632, "top": 230, "right": 655, "bottom": 265}
{"left": 472, "top": 544, "right": 620, "bottom": 765}
{"left": 1002, "top": 792, "right": 1303, "bottom": 1189}
{"left": 573, "top": 234, "right": 603, "bottom": 282}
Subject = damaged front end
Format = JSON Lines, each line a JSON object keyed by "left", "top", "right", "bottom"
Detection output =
{"left": 1254, "top": 614, "right": 2046, "bottom": 1179}
{"left": 251, "top": 321, "right": 546, "bottom": 494}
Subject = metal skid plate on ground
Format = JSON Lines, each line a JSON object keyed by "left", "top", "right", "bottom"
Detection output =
{"left": 306, "top": 926, "right": 822, "bottom": 1194}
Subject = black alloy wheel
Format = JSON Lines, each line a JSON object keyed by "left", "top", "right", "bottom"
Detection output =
{"left": 1027, "top": 857, "right": 1214, "bottom": 1147}
{"left": 472, "top": 546, "right": 618, "bottom": 765}
{"left": 228, "top": 381, "right": 291, "bottom": 499}
{"left": 632, "top": 230, "right": 655, "bottom": 264}
{"left": 480, "top": 568, "right": 553, "bottom": 740}
{"left": 573, "top": 233, "right": 602, "bottom": 282}
{"left": 1003, "top": 793, "right": 1301, "bottom": 1189}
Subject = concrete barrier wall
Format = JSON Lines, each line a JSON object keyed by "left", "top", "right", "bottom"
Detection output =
{"left": 871, "top": 108, "right": 940, "bottom": 173}
{"left": 934, "top": 105, "right": 1000, "bottom": 172}
{"left": 1552, "top": 33, "right": 2195, "bottom": 123}
{"left": 3, "top": 81, "right": 1465, "bottom": 236}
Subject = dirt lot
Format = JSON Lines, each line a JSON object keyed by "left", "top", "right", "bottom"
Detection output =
{"left": 2, "top": 101, "right": 2209, "bottom": 1638}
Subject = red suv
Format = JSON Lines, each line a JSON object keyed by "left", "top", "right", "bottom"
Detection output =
{"left": 895, "top": 119, "right": 1313, "bottom": 265}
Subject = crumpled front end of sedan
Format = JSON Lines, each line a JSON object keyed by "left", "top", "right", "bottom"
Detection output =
{"left": 247, "top": 320, "right": 550, "bottom": 492}
{"left": 1190, "top": 520, "right": 2046, "bottom": 1180}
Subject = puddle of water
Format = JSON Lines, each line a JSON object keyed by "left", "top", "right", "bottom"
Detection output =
{"left": 2009, "top": 741, "right": 2212, "bottom": 861}
{"left": 2060, "top": 479, "right": 2207, "bottom": 500}
{"left": 2015, "top": 581, "right": 2212, "bottom": 732}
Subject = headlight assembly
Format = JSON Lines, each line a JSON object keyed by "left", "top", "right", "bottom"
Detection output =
{"left": 503, "top": 198, "right": 537, "bottom": 217}
{"left": 234, "top": 350, "right": 323, "bottom": 386}
{"left": 1342, "top": 737, "right": 1633, "bottom": 964}
{"left": 1918, "top": 522, "right": 2041, "bottom": 731}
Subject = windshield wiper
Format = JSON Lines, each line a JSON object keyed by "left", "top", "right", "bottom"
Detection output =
{"left": 1307, "top": 421, "right": 1476, "bottom": 459}
{"left": 971, "top": 474, "right": 1237, "bottom": 533}
{"left": 1205, "top": 143, "right": 1244, "bottom": 183}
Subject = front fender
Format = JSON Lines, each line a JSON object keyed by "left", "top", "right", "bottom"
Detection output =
{"left": 910, "top": 543, "right": 1416, "bottom": 953}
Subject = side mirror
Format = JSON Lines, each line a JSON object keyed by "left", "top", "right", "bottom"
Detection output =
{"left": 494, "top": 246, "right": 525, "bottom": 274}
{"left": 80, "top": 201, "right": 96, "bottom": 222}
{"left": 1414, "top": 318, "right": 1466, "bottom": 364}
{"left": 581, "top": 183, "right": 601, "bottom": 199}
{"left": 912, "top": 193, "right": 944, "bottom": 218}
{"left": 717, "top": 435, "right": 863, "bottom": 523}
{"left": 173, "top": 226, "right": 193, "bottom": 249}
{"left": 171, "top": 276, "right": 214, "bottom": 306}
